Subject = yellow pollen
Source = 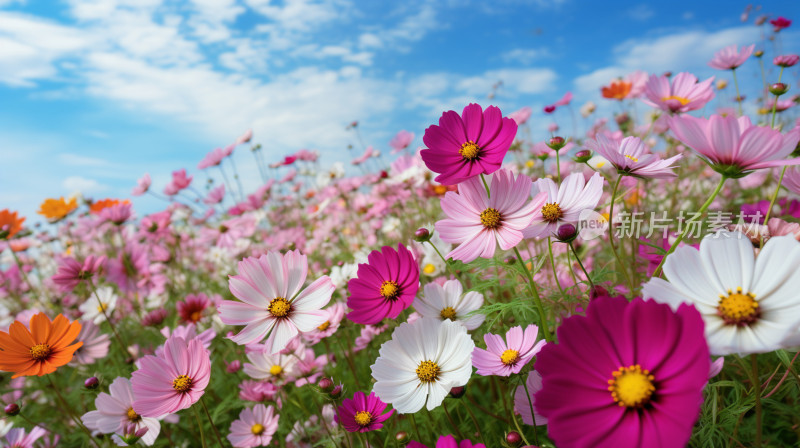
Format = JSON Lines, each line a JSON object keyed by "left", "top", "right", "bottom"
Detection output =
{"left": 172, "top": 375, "right": 193, "bottom": 393}
{"left": 29, "top": 344, "right": 51, "bottom": 361}
{"left": 608, "top": 364, "right": 655, "bottom": 408}
{"left": 126, "top": 407, "right": 141, "bottom": 422}
{"left": 623, "top": 154, "right": 639, "bottom": 162}
{"left": 318, "top": 321, "right": 331, "bottom": 331}
{"left": 354, "top": 411, "right": 373, "bottom": 427}
{"left": 267, "top": 297, "right": 291, "bottom": 318}
{"left": 96, "top": 303, "right": 107, "bottom": 313}
{"left": 416, "top": 360, "right": 440, "bottom": 383}
{"left": 440, "top": 307, "right": 457, "bottom": 320}
{"left": 500, "top": 349, "right": 520, "bottom": 366}
{"left": 423, "top": 263, "right": 436, "bottom": 274}
{"left": 380, "top": 280, "right": 400, "bottom": 300}
{"left": 541, "top": 202, "right": 563, "bottom": 222}
{"left": 269, "top": 365, "right": 283, "bottom": 376}
{"left": 459, "top": 141, "right": 481, "bottom": 160}
{"left": 480, "top": 208, "right": 502, "bottom": 229}
{"left": 717, "top": 288, "right": 759, "bottom": 326}
{"left": 251, "top": 423, "right": 264, "bottom": 435}
{"left": 661, "top": 95, "right": 690, "bottom": 106}
{"left": 189, "top": 310, "right": 202, "bottom": 322}
{"left": 433, "top": 185, "right": 448, "bottom": 195}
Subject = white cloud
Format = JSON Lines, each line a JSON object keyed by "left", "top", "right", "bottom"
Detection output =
{"left": 63, "top": 175, "right": 109, "bottom": 194}
{"left": 501, "top": 47, "right": 550, "bottom": 64}
{"left": 59, "top": 153, "right": 113, "bottom": 167}
{"left": 246, "top": 0, "right": 349, "bottom": 32}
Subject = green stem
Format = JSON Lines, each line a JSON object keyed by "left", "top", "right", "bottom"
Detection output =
{"left": 771, "top": 67, "right": 785, "bottom": 129}
{"left": 654, "top": 175, "right": 727, "bottom": 277}
{"left": 200, "top": 396, "right": 226, "bottom": 447}
{"left": 442, "top": 400, "right": 465, "bottom": 440}
{"left": 425, "top": 239, "right": 457, "bottom": 278}
{"left": 607, "top": 175, "right": 635, "bottom": 293}
{"left": 569, "top": 242, "right": 595, "bottom": 290}
{"left": 510, "top": 411, "right": 531, "bottom": 447}
{"left": 87, "top": 279, "right": 128, "bottom": 352}
{"left": 732, "top": 68, "right": 743, "bottom": 117}
{"left": 192, "top": 403, "right": 208, "bottom": 448}
{"left": 547, "top": 237, "right": 569, "bottom": 302}
{"left": 522, "top": 376, "right": 541, "bottom": 446}
{"left": 461, "top": 399, "right": 487, "bottom": 447}
{"left": 555, "top": 150, "right": 561, "bottom": 183}
{"left": 480, "top": 173, "right": 491, "bottom": 198}
{"left": 752, "top": 354, "right": 762, "bottom": 447}
{"left": 763, "top": 166, "right": 786, "bottom": 229}
{"left": 47, "top": 376, "right": 100, "bottom": 448}
{"left": 410, "top": 413, "right": 423, "bottom": 444}
{"left": 513, "top": 247, "right": 552, "bottom": 341}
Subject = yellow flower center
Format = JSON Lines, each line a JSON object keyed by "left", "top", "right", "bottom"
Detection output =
{"left": 29, "top": 344, "right": 51, "bottom": 361}
{"left": 189, "top": 310, "right": 202, "bottom": 322}
{"left": 267, "top": 297, "right": 291, "bottom": 318}
{"left": 172, "top": 375, "right": 193, "bottom": 393}
{"left": 440, "top": 307, "right": 457, "bottom": 320}
{"left": 423, "top": 263, "right": 436, "bottom": 275}
{"left": 500, "top": 349, "right": 520, "bottom": 366}
{"left": 318, "top": 321, "right": 331, "bottom": 331}
{"left": 354, "top": 411, "right": 373, "bottom": 427}
{"left": 416, "top": 360, "right": 440, "bottom": 383}
{"left": 480, "top": 208, "right": 502, "bottom": 229}
{"left": 623, "top": 154, "right": 639, "bottom": 162}
{"left": 96, "top": 303, "right": 108, "bottom": 313}
{"left": 433, "top": 185, "right": 448, "bottom": 195}
{"left": 717, "top": 288, "right": 759, "bottom": 326}
{"left": 379, "top": 280, "right": 400, "bottom": 300}
{"left": 269, "top": 365, "right": 283, "bottom": 376}
{"left": 541, "top": 202, "right": 563, "bottom": 222}
{"left": 251, "top": 423, "right": 264, "bottom": 435}
{"left": 608, "top": 364, "right": 655, "bottom": 408}
{"left": 126, "top": 407, "right": 141, "bottom": 422}
{"left": 459, "top": 141, "right": 481, "bottom": 160}
{"left": 661, "top": 95, "right": 690, "bottom": 106}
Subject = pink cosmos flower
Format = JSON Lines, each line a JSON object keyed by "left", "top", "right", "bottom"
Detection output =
{"left": 227, "top": 404, "right": 279, "bottom": 448}
{"left": 435, "top": 169, "right": 546, "bottom": 263}
{"left": 774, "top": 54, "right": 799, "bottom": 68}
{"left": 132, "top": 173, "right": 151, "bottom": 196}
{"left": 178, "top": 293, "right": 211, "bottom": 324}
{"left": 523, "top": 172, "right": 604, "bottom": 239}
{"left": 534, "top": 296, "right": 709, "bottom": 447}
{"left": 82, "top": 377, "right": 161, "bottom": 445}
{"left": 236, "top": 129, "right": 253, "bottom": 145}
{"left": 51, "top": 255, "right": 105, "bottom": 292}
{"left": 335, "top": 391, "right": 394, "bottom": 433}
{"left": 163, "top": 169, "right": 193, "bottom": 196}
{"left": 198, "top": 147, "right": 227, "bottom": 169}
{"left": 514, "top": 370, "right": 547, "bottom": 426}
{"left": 408, "top": 435, "right": 486, "bottom": 448}
{"left": 99, "top": 202, "right": 133, "bottom": 225}
{"left": 782, "top": 166, "right": 800, "bottom": 195}
{"left": 302, "top": 301, "right": 346, "bottom": 344}
{"left": 472, "top": 325, "right": 546, "bottom": 376}
{"left": 238, "top": 380, "right": 278, "bottom": 402}
{"left": 220, "top": 250, "right": 334, "bottom": 354}
{"left": 389, "top": 130, "right": 415, "bottom": 154}
{"left": 353, "top": 324, "right": 389, "bottom": 352}
{"left": 222, "top": 143, "right": 235, "bottom": 157}
{"left": 625, "top": 70, "right": 648, "bottom": 98}
{"left": 351, "top": 146, "right": 374, "bottom": 165}
{"left": 584, "top": 135, "right": 682, "bottom": 178}
{"left": 508, "top": 106, "right": 532, "bottom": 125}
{"left": 421, "top": 103, "right": 517, "bottom": 185}
{"left": 669, "top": 114, "right": 800, "bottom": 176}
{"left": 2, "top": 427, "right": 47, "bottom": 448}
{"left": 72, "top": 320, "right": 111, "bottom": 365}
{"left": 642, "top": 72, "right": 715, "bottom": 113}
{"left": 294, "top": 348, "right": 328, "bottom": 387}
{"left": 131, "top": 335, "right": 211, "bottom": 417}
{"left": 770, "top": 16, "right": 791, "bottom": 32}
{"left": 204, "top": 184, "right": 225, "bottom": 205}
{"left": 554, "top": 91, "right": 573, "bottom": 107}
{"left": 708, "top": 44, "right": 755, "bottom": 70}
{"left": 243, "top": 345, "right": 301, "bottom": 382}
{"left": 346, "top": 244, "right": 420, "bottom": 325}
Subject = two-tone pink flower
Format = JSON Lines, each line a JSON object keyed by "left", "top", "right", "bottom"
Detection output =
{"left": 584, "top": 135, "right": 682, "bottom": 178}
{"left": 473, "top": 325, "right": 546, "bottom": 376}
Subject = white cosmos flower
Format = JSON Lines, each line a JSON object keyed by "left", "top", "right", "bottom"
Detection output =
{"left": 79, "top": 286, "right": 118, "bottom": 325}
{"left": 413, "top": 280, "right": 485, "bottom": 330}
{"left": 371, "top": 318, "right": 474, "bottom": 413}
{"left": 643, "top": 231, "right": 800, "bottom": 355}
{"left": 243, "top": 345, "right": 302, "bottom": 382}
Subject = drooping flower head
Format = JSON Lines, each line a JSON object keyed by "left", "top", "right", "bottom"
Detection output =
{"left": 708, "top": 44, "right": 755, "bottom": 70}
{"left": 37, "top": 197, "right": 78, "bottom": 222}
{"left": 335, "top": 391, "right": 394, "bottom": 433}
{"left": 0, "top": 313, "right": 82, "bottom": 378}
{"left": 473, "top": 325, "right": 546, "bottom": 377}
{"left": 523, "top": 172, "right": 604, "bottom": 239}
{"left": 584, "top": 135, "right": 682, "bottom": 178}
{"left": 643, "top": 72, "right": 715, "bottom": 113}
{"left": 227, "top": 404, "right": 279, "bottom": 448}
{"left": 0, "top": 209, "right": 25, "bottom": 240}
{"left": 535, "top": 296, "right": 710, "bottom": 447}
{"left": 413, "top": 279, "right": 485, "bottom": 330}
{"left": 198, "top": 147, "right": 228, "bottom": 169}
{"left": 435, "top": 169, "right": 546, "bottom": 263}
{"left": 643, "top": 231, "right": 800, "bottom": 355}
{"left": 81, "top": 377, "right": 161, "bottom": 446}
{"left": 220, "top": 250, "right": 334, "bottom": 354}
{"left": 131, "top": 335, "right": 211, "bottom": 417}
{"left": 346, "top": 244, "right": 419, "bottom": 325}
{"left": 421, "top": 103, "right": 517, "bottom": 185}
{"left": 372, "top": 318, "right": 474, "bottom": 413}
{"left": 132, "top": 173, "right": 151, "bottom": 196}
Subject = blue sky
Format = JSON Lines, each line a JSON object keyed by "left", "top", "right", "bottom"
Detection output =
{"left": 0, "top": 0, "right": 798, "bottom": 220}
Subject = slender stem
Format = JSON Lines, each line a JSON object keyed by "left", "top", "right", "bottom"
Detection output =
{"left": 555, "top": 149, "right": 561, "bottom": 183}
{"left": 510, "top": 411, "right": 531, "bottom": 446}
{"left": 360, "top": 432, "right": 371, "bottom": 448}
{"left": 335, "top": 335, "right": 363, "bottom": 389}
{"left": 409, "top": 413, "right": 423, "bottom": 444}
{"left": 522, "top": 376, "right": 541, "bottom": 446}
{"left": 751, "top": 354, "right": 762, "bottom": 447}
{"left": 763, "top": 350, "right": 800, "bottom": 398}
{"left": 228, "top": 157, "right": 247, "bottom": 202}
{"left": 763, "top": 166, "right": 787, "bottom": 233}
{"left": 771, "top": 67, "right": 785, "bottom": 129}
{"left": 654, "top": 175, "right": 727, "bottom": 277}
{"left": 200, "top": 396, "right": 226, "bottom": 447}
{"left": 442, "top": 400, "right": 465, "bottom": 440}
{"left": 758, "top": 58, "right": 768, "bottom": 93}
{"left": 461, "top": 398, "right": 487, "bottom": 447}
{"left": 513, "top": 247, "right": 551, "bottom": 341}
{"left": 425, "top": 239, "right": 457, "bottom": 278}
{"left": 192, "top": 403, "right": 208, "bottom": 448}
{"left": 464, "top": 393, "right": 510, "bottom": 424}
{"left": 87, "top": 279, "right": 128, "bottom": 351}
{"left": 47, "top": 376, "right": 100, "bottom": 448}
{"left": 480, "top": 173, "right": 491, "bottom": 198}
{"left": 607, "top": 175, "right": 635, "bottom": 293}
{"left": 9, "top": 248, "right": 34, "bottom": 294}
{"left": 547, "top": 237, "right": 569, "bottom": 302}
{"left": 732, "top": 68, "right": 743, "bottom": 117}
{"left": 569, "top": 242, "right": 595, "bottom": 289}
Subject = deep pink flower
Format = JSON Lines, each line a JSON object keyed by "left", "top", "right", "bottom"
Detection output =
{"left": 435, "top": 169, "right": 545, "bottom": 263}
{"left": 334, "top": 391, "right": 394, "bottom": 433}
{"left": 669, "top": 114, "right": 800, "bottom": 176}
{"left": 346, "top": 244, "right": 419, "bottom": 325}
{"left": 197, "top": 147, "right": 227, "bottom": 169}
{"left": 178, "top": 293, "right": 212, "bottom": 323}
{"left": 220, "top": 250, "right": 334, "bottom": 353}
{"left": 389, "top": 130, "right": 415, "bottom": 153}
{"left": 770, "top": 16, "right": 791, "bottom": 32}
{"left": 132, "top": 173, "right": 151, "bottom": 196}
{"left": 708, "top": 44, "right": 755, "bottom": 70}
{"left": 51, "top": 255, "right": 105, "bottom": 292}
{"left": 204, "top": 184, "right": 225, "bottom": 205}
{"left": 642, "top": 72, "right": 715, "bottom": 113}
{"left": 472, "top": 325, "right": 546, "bottom": 376}
{"left": 407, "top": 435, "right": 486, "bottom": 448}
{"left": 534, "top": 296, "right": 709, "bottom": 448}
{"left": 774, "top": 54, "right": 799, "bottom": 68}
{"left": 508, "top": 106, "right": 532, "bottom": 125}
{"left": 421, "top": 103, "right": 517, "bottom": 185}
{"left": 584, "top": 135, "right": 682, "bottom": 178}
{"left": 227, "top": 404, "right": 279, "bottom": 447}
{"left": 543, "top": 104, "right": 556, "bottom": 114}
{"left": 131, "top": 335, "right": 211, "bottom": 417}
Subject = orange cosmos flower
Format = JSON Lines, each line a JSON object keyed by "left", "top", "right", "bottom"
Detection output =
{"left": 37, "top": 197, "right": 78, "bottom": 222}
{"left": 0, "top": 313, "right": 83, "bottom": 378}
{"left": 601, "top": 80, "right": 633, "bottom": 100}
{"left": 0, "top": 209, "right": 25, "bottom": 239}
{"left": 89, "top": 198, "right": 130, "bottom": 215}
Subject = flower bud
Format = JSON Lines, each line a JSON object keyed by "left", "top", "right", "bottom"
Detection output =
{"left": 504, "top": 256, "right": 517, "bottom": 265}
{"left": 573, "top": 150, "right": 592, "bottom": 164}
{"left": 330, "top": 384, "right": 343, "bottom": 399}
{"left": 225, "top": 360, "right": 241, "bottom": 373}
{"left": 547, "top": 136, "right": 566, "bottom": 151}
{"left": 556, "top": 223, "right": 577, "bottom": 243}
{"left": 4, "top": 403, "right": 20, "bottom": 416}
{"left": 449, "top": 386, "right": 466, "bottom": 398}
{"left": 506, "top": 431, "right": 522, "bottom": 446}
{"left": 770, "top": 82, "right": 789, "bottom": 96}
{"left": 589, "top": 285, "right": 609, "bottom": 300}
{"left": 84, "top": 376, "right": 100, "bottom": 390}
{"left": 615, "top": 113, "right": 630, "bottom": 126}
{"left": 414, "top": 228, "right": 431, "bottom": 243}
{"left": 754, "top": 49, "right": 764, "bottom": 57}
{"left": 543, "top": 105, "right": 556, "bottom": 114}
{"left": 318, "top": 377, "right": 334, "bottom": 393}
{"left": 396, "top": 431, "right": 409, "bottom": 444}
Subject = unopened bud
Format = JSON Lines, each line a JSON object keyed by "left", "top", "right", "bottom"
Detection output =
{"left": 414, "top": 228, "right": 431, "bottom": 243}
{"left": 615, "top": 113, "right": 630, "bottom": 126}
{"left": 449, "top": 386, "right": 466, "bottom": 398}
{"left": 556, "top": 223, "right": 577, "bottom": 243}
{"left": 504, "top": 256, "right": 517, "bottom": 265}
{"left": 318, "top": 377, "right": 334, "bottom": 393}
{"left": 573, "top": 150, "right": 592, "bottom": 164}
{"left": 770, "top": 82, "right": 789, "bottom": 96}
{"left": 506, "top": 431, "right": 522, "bottom": 446}
{"left": 754, "top": 50, "right": 764, "bottom": 57}
{"left": 4, "top": 403, "right": 20, "bottom": 416}
{"left": 84, "top": 376, "right": 100, "bottom": 390}
{"left": 589, "top": 285, "right": 609, "bottom": 300}
{"left": 396, "top": 431, "right": 409, "bottom": 444}
{"left": 547, "top": 137, "right": 566, "bottom": 151}
{"left": 330, "top": 384, "right": 343, "bottom": 399}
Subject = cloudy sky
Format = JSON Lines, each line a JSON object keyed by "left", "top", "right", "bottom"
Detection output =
{"left": 0, "top": 0, "right": 797, "bottom": 219}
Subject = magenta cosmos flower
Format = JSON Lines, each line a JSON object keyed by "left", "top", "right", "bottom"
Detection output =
{"left": 584, "top": 135, "right": 682, "bottom": 179}
{"left": 523, "top": 172, "right": 604, "bottom": 239}
{"left": 51, "top": 255, "right": 105, "bottom": 292}
{"left": 473, "top": 324, "right": 546, "bottom": 377}
{"left": 334, "top": 391, "right": 394, "bottom": 433}
{"left": 408, "top": 435, "right": 486, "bottom": 448}
{"left": 227, "top": 404, "right": 279, "bottom": 448}
{"left": 708, "top": 44, "right": 755, "bottom": 70}
{"left": 435, "top": 168, "right": 546, "bottom": 263}
{"left": 670, "top": 114, "right": 800, "bottom": 177}
{"left": 642, "top": 72, "right": 714, "bottom": 113}
{"left": 346, "top": 244, "right": 419, "bottom": 325}
{"left": 534, "top": 296, "right": 709, "bottom": 448}
{"left": 421, "top": 103, "right": 517, "bottom": 185}
{"left": 219, "top": 250, "right": 334, "bottom": 354}
{"left": 131, "top": 335, "right": 211, "bottom": 417}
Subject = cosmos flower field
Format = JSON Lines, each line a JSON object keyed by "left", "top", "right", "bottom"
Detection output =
{"left": 3, "top": 12, "right": 800, "bottom": 448}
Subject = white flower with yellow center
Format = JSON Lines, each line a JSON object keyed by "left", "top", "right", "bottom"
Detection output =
{"left": 371, "top": 318, "right": 474, "bottom": 413}
{"left": 413, "top": 280, "right": 485, "bottom": 330}
{"left": 243, "top": 344, "right": 302, "bottom": 382}
{"left": 643, "top": 231, "right": 800, "bottom": 355}
{"left": 79, "top": 286, "right": 118, "bottom": 325}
